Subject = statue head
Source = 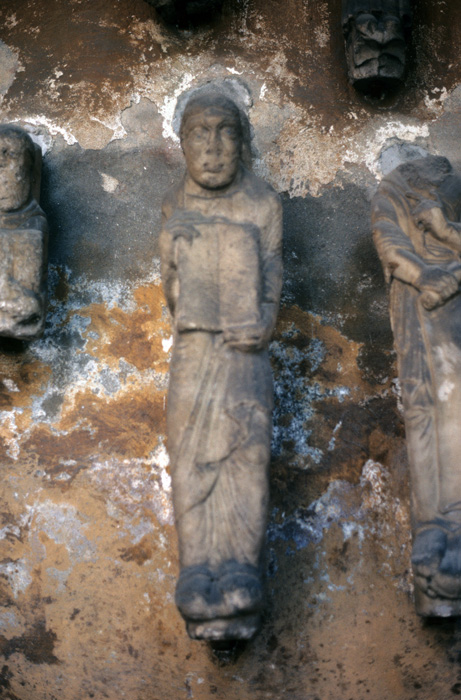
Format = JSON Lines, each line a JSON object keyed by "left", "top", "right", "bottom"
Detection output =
{"left": 180, "top": 92, "right": 243, "bottom": 190}
{"left": 344, "top": 11, "right": 407, "bottom": 95}
{"left": 341, "top": 1, "right": 412, "bottom": 96}
{"left": 0, "top": 125, "right": 35, "bottom": 212}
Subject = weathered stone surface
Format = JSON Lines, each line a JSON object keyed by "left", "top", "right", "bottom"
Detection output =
{"left": 373, "top": 155, "right": 461, "bottom": 616}
{"left": 160, "top": 91, "right": 282, "bottom": 640}
{"left": 0, "top": 125, "right": 48, "bottom": 340}
{"left": 145, "top": 0, "right": 223, "bottom": 26}
{"left": 0, "top": 0, "right": 461, "bottom": 697}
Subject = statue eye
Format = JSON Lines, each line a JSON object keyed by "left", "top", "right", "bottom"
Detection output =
{"left": 190, "top": 127, "right": 208, "bottom": 141}
{"left": 221, "top": 126, "right": 237, "bottom": 139}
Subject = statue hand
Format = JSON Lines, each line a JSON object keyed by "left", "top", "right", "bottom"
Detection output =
{"left": 165, "top": 210, "right": 201, "bottom": 243}
{"left": 223, "top": 323, "right": 268, "bottom": 352}
{"left": 413, "top": 202, "right": 448, "bottom": 240}
{"left": 417, "top": 266, "right": 459, "bottom": 310}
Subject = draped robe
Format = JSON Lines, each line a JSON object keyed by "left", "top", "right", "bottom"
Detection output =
{"left": 160, "top": 167, "right": 282, "bottom": 571}
{"left": 372, "top": 157, "right": 461, "bottom": 529}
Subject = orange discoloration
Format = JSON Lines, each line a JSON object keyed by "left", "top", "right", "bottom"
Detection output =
{"left": 23, "top": 386, "right": 166, "bottom": 468}
{"left": 81, "top": 284, "right": 171, "bottom": 373}
{"left": 0, "top": 282, "right": 170, "bottom": 470}
{"left": 0, "top": 359, "right": 52, "bottom": 410}
{"left": 275, "top": 305, "right": 388, "bottom": 396}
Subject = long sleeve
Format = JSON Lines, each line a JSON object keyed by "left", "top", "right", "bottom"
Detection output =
{"left": 260, "top": 191, "right": 283, "bottom": 336}
{"left": 372, "top": 182, "right": 426, "bottom": 287}
{"left": 159, "top": 195, "right": 179, "bottom": 317}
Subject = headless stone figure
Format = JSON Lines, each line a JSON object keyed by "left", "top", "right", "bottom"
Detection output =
{"left": 159, "top": 91, "right": 282, "bottom": 640}
{"left": 0, "top": 124, "right": 48, "bottom": 340}
{"left": 372, "top": 155, "right": 461, "bottom": 616}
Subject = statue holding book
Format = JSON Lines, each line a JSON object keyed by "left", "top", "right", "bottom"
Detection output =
{"left": 160, "top": 90, "right": 283, "bottom": 640}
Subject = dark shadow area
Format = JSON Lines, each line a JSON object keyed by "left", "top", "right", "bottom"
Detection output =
{"left": 281, "top": 184, "right": 394, "bottom": 383}
{"left": 40, "top": 141, "right": 177, "bottom": 281}
{"left": 0, "top": 338, "right": 29, "bottom": 355}
{"left": 148, "top": 0, "right": 224, "bottom": 28}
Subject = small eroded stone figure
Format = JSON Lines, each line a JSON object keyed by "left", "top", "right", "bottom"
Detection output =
{"left": 0, "top": 124, "right": 48, "bottom": 340}
{"left": 159, "top": 91, "right": 282, "bottom": 640}
{"left": 372, "top": 155, "right": 461, "bottom": 616}
{"left": 342, "top": 0, "right": 412, "bottom": 97}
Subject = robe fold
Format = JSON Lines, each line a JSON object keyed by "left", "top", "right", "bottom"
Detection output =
{"left": 372, "top": 157, "right": 461, "bottom": 527}
{"left": 160, "top": 167, "right": 283, "bottom": 570}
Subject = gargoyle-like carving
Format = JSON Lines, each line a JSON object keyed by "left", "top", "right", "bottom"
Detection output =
{"left": 342, "top": 0, "right": 412, "bottom": 97}
{"left": 160, "top": 91, "right": 283, "bottom": 640}
{"left": 0, "top": 125, "right": 48, "bottom": 340}
{"left": 372, "top": 155, "right": 461, "bottom": 616}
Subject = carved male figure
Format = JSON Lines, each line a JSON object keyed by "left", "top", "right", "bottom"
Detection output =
{"left": 342, "top": 0, "right": 412, "bottom": 96}
{"left": 0, "top": 124, "right": 48, "bottom": 340}
{"left": 372, "top": 155, "right": 461, "bottom": 615}
{"left": 160, "top": 91, "right": 282, "bottom": 640}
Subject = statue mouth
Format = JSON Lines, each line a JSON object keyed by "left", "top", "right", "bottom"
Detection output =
{"left": 201, "top": 160, "right": 227, "bottom": 172}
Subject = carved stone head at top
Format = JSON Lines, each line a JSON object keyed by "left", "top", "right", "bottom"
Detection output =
{"left": 179, "top": 92, "right": 244, "bottom": 192}
{"left": 342, "top": 0, "right": 412, "bottom": 97}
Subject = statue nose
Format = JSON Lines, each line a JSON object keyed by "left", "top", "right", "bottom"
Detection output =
{"left": 205, "top": 131, "right": 222, "bottom": 154}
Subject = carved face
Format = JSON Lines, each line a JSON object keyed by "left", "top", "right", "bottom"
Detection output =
{"left": 181, "top": 109, "right": 241, "bottom": 190}
{"left": 0, "top": 135, "right": 31, "bottom": 212}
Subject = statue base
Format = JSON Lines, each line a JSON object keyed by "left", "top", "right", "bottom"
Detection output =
{"left": 186, "top": 614, "right": 260, "bottom": 641}
{"left": 415, "top": 588, "right": 461, "bottom": 618}
{"left": 412, "top": 524, "right": 461, "bottom": 617}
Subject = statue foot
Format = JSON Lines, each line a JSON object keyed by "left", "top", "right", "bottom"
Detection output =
{"left": 186, "top": 613, "right": 260, "bottom": 641}
{"left": 175, "top": 560, "right": 262, "bottom": 627}
{"left": 412, "top": 524, "right": 461, "bottom": 616}
{"left": 175, "top": 564, "right": 216, "bottom": 620}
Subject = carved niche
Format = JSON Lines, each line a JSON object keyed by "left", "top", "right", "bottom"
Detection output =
{"left": 0, "top": 125, "right": 48, "bottom": 340}
{"left": 372, "top": 155, "right": 461, "bottom": 616}
{"left": 145, "top": 0, "right": 223, "bottom": 25}
{"left": 342, "top": 0, "right": 413, "bottom": 97}
{"left": 159, "top": 90, "right": 283, "bottom": 640}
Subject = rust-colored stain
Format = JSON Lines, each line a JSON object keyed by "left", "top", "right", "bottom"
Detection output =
{"left": 276, "top": 304, "right": 376, "bottom": 394}
{"left": 272, "top": 305, "right": 404, "bottom": 502}
{"left": 0, "top": 359, "right": 51, "bottom": 410}
{"left": 0, "top": 282, "right": 170, "bottom": 472}
{"left": 83, "top": 283, "right": 171, "bottom": 373}
{"left": 23, "top": 386, "right": 165, "bottom": 468}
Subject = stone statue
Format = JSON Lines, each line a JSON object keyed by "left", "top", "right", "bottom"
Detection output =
{"left": 145, "top": 0, "right": 222, "bottom": 25}
{"left": 341, "top": 0, "right": 412, "bottom": 96}
{"left": 0, "top": 124, "right": 48, "bottom": 340}
{"left": 159, "top": 91, "right": 283, "bottom": 640}
{"left": 372, "top": 155, "right": 461, "bottom": 616}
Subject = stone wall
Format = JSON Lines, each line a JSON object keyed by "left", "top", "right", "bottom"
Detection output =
{"left": 1, "top": 1, "right": 461, "bottom": 698}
